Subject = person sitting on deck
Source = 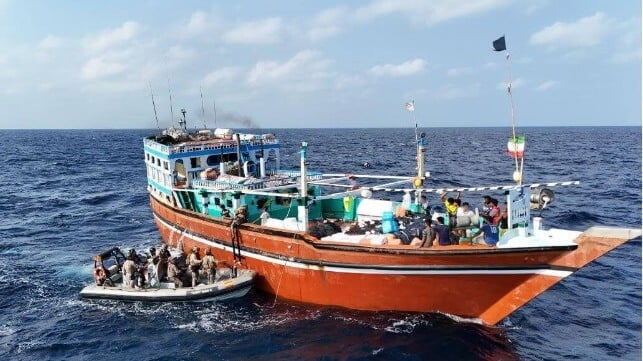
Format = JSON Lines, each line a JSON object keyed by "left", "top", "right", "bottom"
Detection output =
{"left": 465, "top": 219, "right": 500, "bottom": 246}
{"left": 422, "top": 216, "right": 451, "bottom": 247}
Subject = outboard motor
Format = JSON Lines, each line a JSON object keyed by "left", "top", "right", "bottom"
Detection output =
{"left": 530, "top": 188, "right": 555, "bottom": 210}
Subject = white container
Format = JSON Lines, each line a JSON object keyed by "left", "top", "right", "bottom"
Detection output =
{"left": 532, "top": 217, "right": 542, "bottom": 231}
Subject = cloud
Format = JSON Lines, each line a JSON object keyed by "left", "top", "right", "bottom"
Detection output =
{"left": 432, "top": 83, "right": 481, "bottom": 100}
{"left": 38, "top": 35, "right": 64, "bottom": 50}
{"left": 307, "top": 7, "right": 350, "bottom": 41}
{"left": 203, "top": 66, "right": 242, "bottom": 86}
{"left": 535, "top": 80, "right": 558, "bottom": 91}
{"left": 530, "top": 12, "right": 612, "bottom": 49}
{"left": 446, "top": 66, "right": 473, "bottom": 77}
{"left": 223, "top": 17, "right": 283, "bottom": 44}
{"left": 180, "top": 11, "right": 210, "bottom": 38}
{"left": 84, "top": 21, "right": 141, "bottom": 53}
{"left": 81, "top": 55, "right": 128, "bottom": 80}
{"left": 355, "top": 0, "right": 513, "bottom": 25}
{"left": 246, "top": 50, "right": 334, "bottom": 91}
{"left": 370, "top": 58, "right": 426, "bottom": 77}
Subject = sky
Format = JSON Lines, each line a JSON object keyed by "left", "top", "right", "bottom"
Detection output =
{"left": 0, "top": 0, "right": 640, "bottom": 129}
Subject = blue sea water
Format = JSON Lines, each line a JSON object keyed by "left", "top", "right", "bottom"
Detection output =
{"left": 0, "top": 127, "right": 640, "bottom": 361}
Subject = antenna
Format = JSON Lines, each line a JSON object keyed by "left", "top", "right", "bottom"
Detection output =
{"left": 149, "top": 83, "right": 160, "bottom": 133}
{"left": 164, "top": 58, "right": 175, "bottom": 126}
{"left": 213, "top": 99, "right": 217, "bottom": 128}
{"left": 200, "top": 86, "right": 207, "bottom": 129}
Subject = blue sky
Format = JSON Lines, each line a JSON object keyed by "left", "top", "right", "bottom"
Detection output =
{"left": 0, "top": 0, "right": 640, "bottom": 129}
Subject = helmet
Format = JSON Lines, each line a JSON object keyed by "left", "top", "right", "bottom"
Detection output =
{"left": 205, "top": 248, "right": 211, "bottom": 255}
{"left": 161, "top": 244, "right": 168, "bottom": 250}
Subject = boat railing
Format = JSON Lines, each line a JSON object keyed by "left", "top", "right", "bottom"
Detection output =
{"left": 144, "top": 139, "right": 171, "bottom": 154}
{"left": 270, "top": 169, "right": 323, "bottom": 181}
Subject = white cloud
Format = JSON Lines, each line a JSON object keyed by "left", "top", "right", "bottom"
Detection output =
{"left": 246, "top": 50, "right": 332, "bottom": 90}
{"left": 432, "top": 83, "right": 481, "bottom": 100}
{"left": 307, "top": 7, "right": 350, "bottom": 41}
{"left": 530, "top": 12, "right": 612, "bottom": 49}
{"left": 81, "top": 56, "right": 127, "bottom": 80}
{"left": 84, "top": 21, "right": 141, "bottom": 53}
{"left": 446, "top": 66, "right": 473, "bottom": 77}
{"left": 223, "top": 17, "right": 283, "bottom": 44}
{"left": 370, "top": 58, "right": 426, "bottom": 77}
{"left": 39, "top": 35, "right": 63, "bottom": 50}
{"left": 181, "top": 11, "right": 209, "bottom": 38}
{"left": 355, "top": 0, "right": 513, "bottom": 25}
{"left": 203, "top": 66, "right": 242, "bottom": 86}
{"left": 535, "top": 80, "right": 558, "bottom": 91}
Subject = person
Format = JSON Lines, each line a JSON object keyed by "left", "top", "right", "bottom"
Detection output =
{"left": 201, "top": 248, "right": 217, "bottom": 284}
{"left": 167, "top": 257, "right": 183, "bottom": 288}
{"left": 480, "top": 195, "right": 492, "bottom": 216}
{"left": 440, "top": 191, "right": 460, "bottom": 228}
{"left": 402, "top": 191, "right": 412, "bottom": 210}
{"left": 466, "top": 220, "right": 500, "bottom": 246}
{"left": 419, "top": 195, "right": 431, "bottom": 214}
{"left": 260, "top": 207, "right": 270, "bottom": 225}
{"left": 221, "top": 206, "right": 231, "bottom": 218}
{"left": 457, "top": 202, "right": 474, "bottom": 217}
{"left": 157, "top": 244, "right": 170, "bottom": 282}
{"left": 187, "top": 246, "right": 202, "bottom": 287}
{"left": 122, "top": 254, "right": 136, "bottom": 288}
{"left": 420, "top": 218, "right": 433, "bottom": 247}
{"left": 488, "top": 198, "right": 501, "bottom": 225}
{"left": 425, "top": 216, "right": 451, "bottom": 246}
{"left": 498, "top": 202, "right": 509, "bottom": 235}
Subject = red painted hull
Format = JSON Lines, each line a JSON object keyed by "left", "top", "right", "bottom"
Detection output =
{"left": 150, "top": 196, "right": 632, "bottom": 325}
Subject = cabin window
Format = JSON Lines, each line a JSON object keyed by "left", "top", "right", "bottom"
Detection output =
{"left": 151, "top": 155, "right": 156, "bottom": 165}
{"left": 190, "top": 157, "right": 201, "bottom": 169}
{"left": 164, "top": 161, "right": 169, "bottom": 170}
{"left": 157, "top": 158, "right": 161, "bottom": 167}
{"left": 206, "top": 155, "right": 221, "bottom": 166}
{"left": 146, "top": 153, "right": 150, "bottom": 161}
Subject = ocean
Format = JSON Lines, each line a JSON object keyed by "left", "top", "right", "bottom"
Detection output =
{"left": 0, "top": 127, "right": 640, "bottom": 361}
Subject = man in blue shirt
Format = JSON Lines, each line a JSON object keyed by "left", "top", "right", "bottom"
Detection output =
{"left": 467, "top": 221, "right": 500, "bottom": 246}
{"left": 423, "top": 216, "right": 451, "bottom": 246}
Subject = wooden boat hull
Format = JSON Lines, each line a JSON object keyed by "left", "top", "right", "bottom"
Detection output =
{"left": 80, "top": 268, "right": 255, "bottom": 302}
{"left": 150, "top": 196, "right": 639, "bottom": 325}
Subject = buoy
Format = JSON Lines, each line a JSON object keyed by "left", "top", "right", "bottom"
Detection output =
{"left": 513, "top": 170, "right": 521, "bottom": 182}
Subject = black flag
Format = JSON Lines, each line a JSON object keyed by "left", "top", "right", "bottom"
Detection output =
{"left": 493, "top": 36, "right": 506, "bottom": 51}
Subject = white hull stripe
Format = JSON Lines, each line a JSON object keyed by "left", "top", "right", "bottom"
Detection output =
{"left": 155, "top": 215, "right": 573, "bottom": 278}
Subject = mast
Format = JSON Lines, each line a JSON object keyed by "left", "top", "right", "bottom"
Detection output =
{"left": 200, "top": 86, "right": 207, "bottom": 129}
{"left": 493, "top": 35, "right": 523, "bottom": 186}
{"left": 299, "top": 142, "right": 309, "bottom": 232}
{"left": 149, "top": 83, "right": 160, "bottom": 133}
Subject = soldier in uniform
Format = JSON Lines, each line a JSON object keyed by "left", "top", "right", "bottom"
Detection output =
{"left": 187, "top": 246, "right": 202, "bottom": 287}
{"left": 201, "top": 248, "right": 217, "bottom": 284}
{"left": 167, "top": 257, "right": 183, "bottom": 288}
{"left": 122, "top": 254, "right": 136, "bottom": 288}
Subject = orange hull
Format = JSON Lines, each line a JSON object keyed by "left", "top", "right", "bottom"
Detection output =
{"left": 150, "top": 196, "right": 637, "bottom": 325}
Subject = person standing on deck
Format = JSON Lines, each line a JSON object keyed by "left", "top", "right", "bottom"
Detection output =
{"left": 122, "top": 255, "right": 136, "bottom": 288}
{"left": 167, "top": 257, "right": 183, "bottom": 288}
{"left": 187, "top": 246, "right": 202, "bottom": 287}
{"left": 157, "top": 244, "right": 170, "bottom": 282}
{"left": 440, "top": 191, "right": 460, "bottom": 230}
{"left": 201, "top": 248, "right": 217, "bottom": 285}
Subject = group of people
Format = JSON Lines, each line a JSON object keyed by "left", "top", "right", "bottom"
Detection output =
{"left": 121, "top": 244, "right": 219, "bottom": 289}
{"left": 419, "top": 192, "right": 508, "bottom": 247}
